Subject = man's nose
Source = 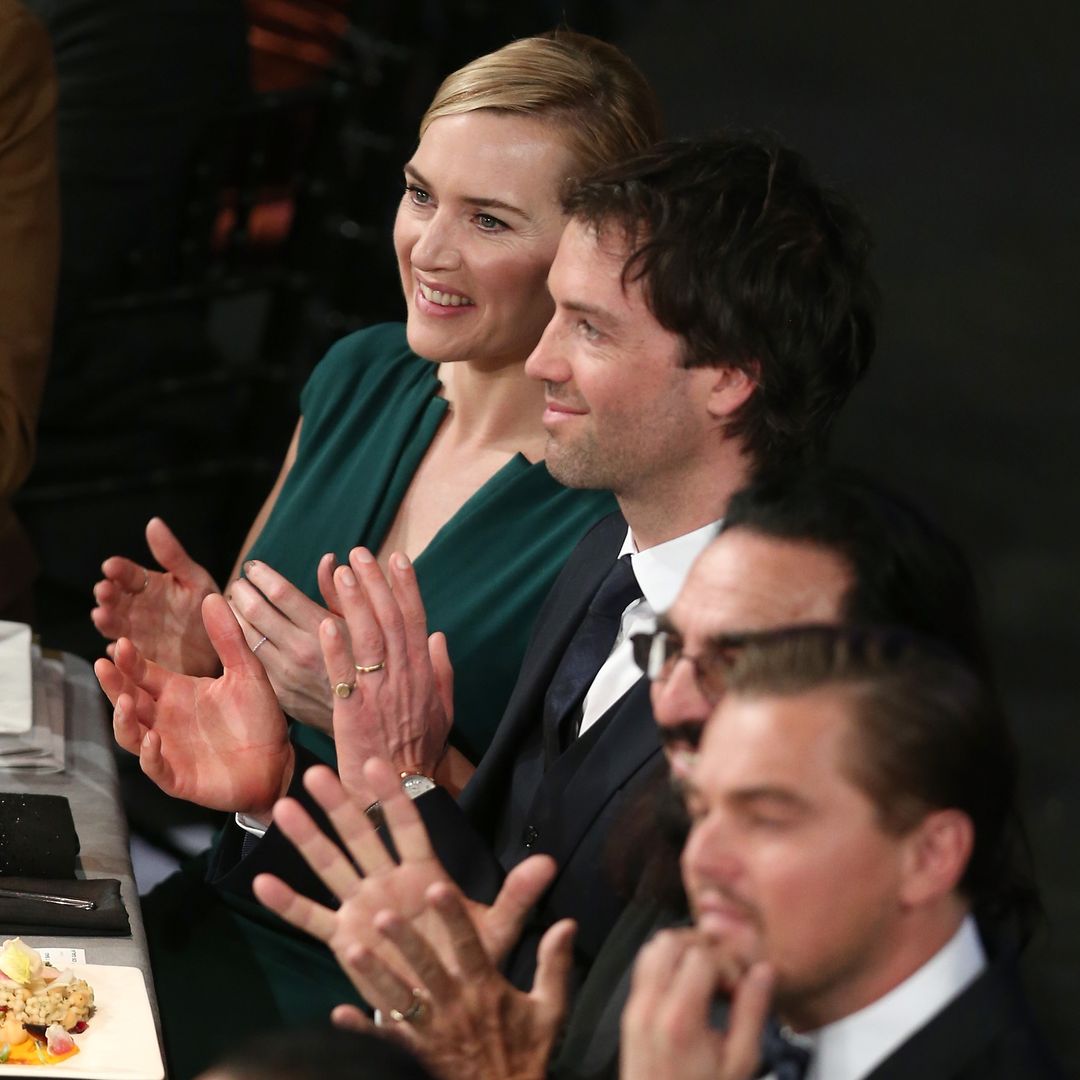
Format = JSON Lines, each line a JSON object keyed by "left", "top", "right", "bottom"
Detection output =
{"left": 524, "top": 317, "right": 569, "bottom": 384}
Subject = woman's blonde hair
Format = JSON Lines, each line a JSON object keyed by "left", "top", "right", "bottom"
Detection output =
{"left": 420, "top": 30, "right": 662, "bottom": 175}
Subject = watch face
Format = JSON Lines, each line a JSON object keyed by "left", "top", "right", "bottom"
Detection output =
{"left": 401, "top": 773, "right": 436, "bottom": 799}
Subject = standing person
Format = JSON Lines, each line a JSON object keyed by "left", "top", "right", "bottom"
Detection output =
{"left": 94, "top": 31, "right": 660, "bottom": 1079}
{"left": 623, "top": 625, "right": 1063, "bottom": 1080}
{"left": 0, "top": 0, "right": 58, "bottom": 621}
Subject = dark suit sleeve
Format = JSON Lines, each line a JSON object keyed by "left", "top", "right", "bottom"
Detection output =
{"left": 209, "top": 745, "right": 342, "bottom": 909}
{"left": 415, "top": 786, "right": 504, "bottom": 905}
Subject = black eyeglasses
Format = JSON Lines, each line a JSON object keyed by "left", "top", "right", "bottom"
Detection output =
{"left": 630, "top": 628, "right": 747, "bottom": 703}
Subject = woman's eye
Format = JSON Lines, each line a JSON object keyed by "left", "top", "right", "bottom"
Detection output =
{"left": 406, "top": 184, "right": 432, "bottom": 205}
{"left": 475, "top": 212, "right": 507, "bottom": 231}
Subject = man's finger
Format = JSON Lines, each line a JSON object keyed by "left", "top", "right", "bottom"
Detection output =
{"left": 483, "top": 854, "right": 557, "bottom": 963}
{"left": 372, "top": 911, "right": 457, "bottom": 1003}
{"left": 302, "top": 765, "right": 396, "bottom": 876}
{"left": 348, "top": 549, "right": 407, "bottom": 670}
{"left": 272, "top": 794, "right": 375, "bottom": 900}
{"left": 387, "top": 554, "right": 432, "bottom": 666}
{"left": 100, "top": 555, "right": 150, "bottom": 594}
{"left": 334, "top": 559, "right": 387, "bottom": 671}
{"left": 330, "top": 1003, "right": 372, "bottom": 1033}
{"left": 423, "top": 882, "right": 489, "bottom": 982}
{"left": 364, "top": 758, "right": 438, "bottom": 865}
{"left": 252, "top": 872, "right": 339, "bottom": 942}
{"left": 531, "top": 918, "right": 576, "bottom": 1017}
{"left": 112, "top": 637, "right": 166, "bottom": 698}
{"left": 721, "top": 962, "right": 773, "bottom": 1079}
{"left": 111, "top": 693, "right": 146, "bottom": 755}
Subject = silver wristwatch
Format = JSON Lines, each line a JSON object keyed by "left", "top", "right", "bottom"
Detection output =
{"left": 364, "top": 771, "right": 436, "bottom": 827}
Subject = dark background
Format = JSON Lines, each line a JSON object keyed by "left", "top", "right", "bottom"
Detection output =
{"left": 18, "top": 0, "right": 1079, "bottom": 1070}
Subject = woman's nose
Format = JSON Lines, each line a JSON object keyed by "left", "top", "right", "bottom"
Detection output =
{"left": 411, "top": 211, "right": 461, "bottom": 272}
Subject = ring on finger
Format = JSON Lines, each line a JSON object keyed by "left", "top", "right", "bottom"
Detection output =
{"left": 133, "top": 568, "right": 150, "bottom": 595}
{"left": 334, "top": 680, "right": 356, "bottom": 698}
{"left": 252, "top": 635, "right": 268, "bottom": 655}
{"left": 355, "top": 660, "right": 386, "bottom": 674}
{"left": 389, "top": 987, "right": 426, "bottom": 1024}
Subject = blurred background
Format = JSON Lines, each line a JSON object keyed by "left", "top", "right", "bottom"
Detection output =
{"left": 14, "top": 0, "right": 1079, "bottom": 1069}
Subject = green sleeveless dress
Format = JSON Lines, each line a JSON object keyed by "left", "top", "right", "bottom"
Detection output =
{"left": 143, "top": 323, "right": 616, "bottom": 1078}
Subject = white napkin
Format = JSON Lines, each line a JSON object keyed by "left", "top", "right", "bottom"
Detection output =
{"left": 0, "top": 620, "right": 33, "bottom": 734}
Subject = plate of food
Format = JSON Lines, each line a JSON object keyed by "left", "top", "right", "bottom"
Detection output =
{"left": 0, "top": 940, "right": 163, "bottom": 1078}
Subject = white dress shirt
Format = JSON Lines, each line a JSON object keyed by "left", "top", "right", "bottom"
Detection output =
{"left": 762, "top": 915, "right": 988, "bottom": 1080}
{"left": 578, "top": 520, "right": 721, "bottom": 736}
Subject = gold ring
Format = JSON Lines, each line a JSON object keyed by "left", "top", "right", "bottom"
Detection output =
{"left": 355, "top": 660, "right": 386, "bottom": 674}
{"left": 389, "top": 987, "right": 426, "bottom": 1024}
{"left": 133, "top": 568, "right": 150, "bottom": 594}
{"left": 333, "top": 680, "right": 355, "bottom": 698}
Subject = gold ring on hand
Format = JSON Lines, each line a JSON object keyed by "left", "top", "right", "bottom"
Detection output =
{"left": 355, "top": 660, "right": 386, "bottom": 674}
{"left": 333, "top": 680, "right": 355, "bottom": 698}
{"left": 389, "top": 987, "right": 426, "bottom": 1024}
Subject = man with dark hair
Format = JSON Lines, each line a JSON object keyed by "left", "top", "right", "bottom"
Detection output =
{"left": 624, "top": 626, "right": 1062, "bottom": 1080}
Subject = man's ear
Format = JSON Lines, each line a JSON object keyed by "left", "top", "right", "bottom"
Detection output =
{"left": 898, "top": 808, "right": 974, "bottom": 908}
{"left": 705, "top": 362, "right": 758, "bottom": 421}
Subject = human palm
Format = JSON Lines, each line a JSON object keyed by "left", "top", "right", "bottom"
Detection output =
{"left": 92, "top": 517, "right": 221, "bottom": 676}
{"left": 97, "top": 594, "right": 293, "bottom": 816}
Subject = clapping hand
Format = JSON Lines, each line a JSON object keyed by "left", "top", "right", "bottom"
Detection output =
{"left": 253, "top": 759, "right": 556, "bottom": 979}
{"left": 94, "top": 593, "right": 294, "bottom": 817}
{"left": 228, "top": 553, "right": 345, "bottom": 733}
{"left": 317, "top": 548, "right": 454, "bottom": 790}
{"left": 331, "top": 884, "right": 574, "bottom": 1080}
{"left": 91, "top": 517, "right": 222, "bottom": 676}
{"left": 620, "top": 929, "right": 774, "bottom": 1080}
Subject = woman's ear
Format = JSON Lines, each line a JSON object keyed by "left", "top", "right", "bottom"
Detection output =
{"left": 705, "top": 362, "right": 759, "bottom": 421}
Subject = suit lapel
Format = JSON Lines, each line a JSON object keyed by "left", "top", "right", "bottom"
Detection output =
{"left": 527, "top": 676, "right": 662, "bottom": 865}
{"left": 461, "top": 513, "right": 626, "bottom": 819}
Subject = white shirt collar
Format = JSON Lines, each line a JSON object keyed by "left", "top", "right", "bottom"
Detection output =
{"left": 618, "top": 520, "right": 722, "bottom": 615}
{"left": 802, "top": 915, "right": 987, "bottom": 1080}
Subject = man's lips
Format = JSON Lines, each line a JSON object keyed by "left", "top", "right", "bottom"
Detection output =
{"left": 692, "top": 890, "right": 757, "bottom": 938}
{"left": 542, "top": 399, "right": 588, "bottom": 424}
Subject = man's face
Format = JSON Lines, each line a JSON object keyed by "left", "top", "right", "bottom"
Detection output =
{"left": 651, "top": 528, "right": 851, "bottom": 774}
{"left": 681, "top": 686, "right": 914, "bottom": 1029}
{"left": 524, "top": 219, "right": 719, "bottom": 498}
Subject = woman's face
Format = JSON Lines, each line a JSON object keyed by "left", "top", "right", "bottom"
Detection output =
{"left": 393, "top": 110, "right": 579, "bottom": 369}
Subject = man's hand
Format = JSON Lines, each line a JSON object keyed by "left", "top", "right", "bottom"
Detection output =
{"left": 319, "top": 548, "right": 453, "bottom": 785}
{"left": 94, "top": 593, "right": 294, "bottom": 816}
{"left": 332, "top": 885, "right": 574, "bottom": 1080}
{"left": 91, "top": 517, "right": 222, "bottom": 676}
{"left": 253, "top": 759, "right": 555, "bottom": 976}
{"left": 228, "top": 554, "right": 344, "bottom": 733}
{"left": 620, "top": 929, "right": 773, "bottom": 1080}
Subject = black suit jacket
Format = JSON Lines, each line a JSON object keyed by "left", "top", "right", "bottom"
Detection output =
{"left": 420, "top": 511, "right": 667, "bottom": 987}
{"left": 863, "top": 958, "right": 1064, "bottom": 1080}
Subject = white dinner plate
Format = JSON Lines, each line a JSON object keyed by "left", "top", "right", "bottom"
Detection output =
{"left": 0, "top": 621, "right": 32, "bottom": 735}
{"left": 1, "top": 964, "right": 164, "bottom": 1078}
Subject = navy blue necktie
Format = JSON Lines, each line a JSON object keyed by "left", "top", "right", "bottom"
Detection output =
{"left": 542, "top": 554, "right": 642, "bottom": 757}
{"left": 759, "top": 1022, "right": 812, "bottom": 1080}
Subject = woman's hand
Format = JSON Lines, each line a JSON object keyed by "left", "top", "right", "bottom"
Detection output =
{"left": 91, "top": 517, "right": 221, "bottom": 676}
{"left": 94, "top": 594, "right": 294, "bottom": 817}
{"left": 228, "top": 553, "right": 344, "bottom": 732}
{"left": 320, "top": 548, "right": 454, "bottom": 788}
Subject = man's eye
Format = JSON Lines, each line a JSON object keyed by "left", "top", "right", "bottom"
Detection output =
{"left": 577, "top": 319, "right": 600, "bottom": 340}
{"left": 406, "top": 184, "right": 432, "bottom": 205}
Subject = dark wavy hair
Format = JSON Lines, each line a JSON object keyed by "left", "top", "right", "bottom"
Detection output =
{"left": 563, "top": 133, "right": 879, "bottom": 471}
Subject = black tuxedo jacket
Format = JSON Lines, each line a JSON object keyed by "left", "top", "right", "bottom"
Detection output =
{"left": 419, "top": 510, "right": 667, "bottom": 987}
{"left": 864, "top": 958, "right": 1064, "bottom": 1080}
